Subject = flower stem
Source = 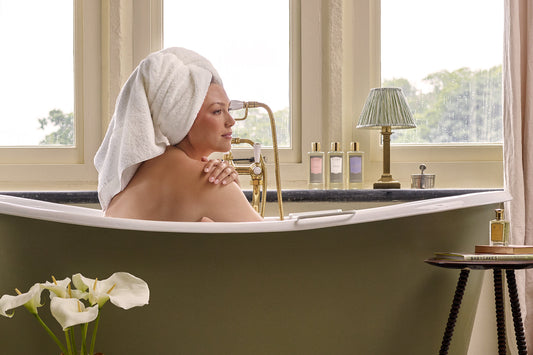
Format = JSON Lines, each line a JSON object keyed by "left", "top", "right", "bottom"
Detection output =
{"left": 89, "top": 312, "right": 101, "bottom": 355}
{"left": 32, "top": 313, "right": 68, "bottom": 354}
{"left": 64, "top": 329, "right": 73, "bottom": 355}
{"left": 81, "top": 323, "right": 88, "bottom": 355}
{"left": 69, "top": 327, "right": 77, "bottom": 355}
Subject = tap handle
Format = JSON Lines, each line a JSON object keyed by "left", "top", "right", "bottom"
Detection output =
{"left": 253, "top": 143, "right": 261, "bottom": 163}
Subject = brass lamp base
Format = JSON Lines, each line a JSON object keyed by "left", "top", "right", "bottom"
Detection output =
{"left": 373, "top": 181, "right": 401, "bottom": 189}
{"left": 373, "top": 174, "right": 401, "bottom": 189}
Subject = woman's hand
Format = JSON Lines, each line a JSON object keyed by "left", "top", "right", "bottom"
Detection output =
{"left": 202, "top": 157, "right": 240, "bottom": 186}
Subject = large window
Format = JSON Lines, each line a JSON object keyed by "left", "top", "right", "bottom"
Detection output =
{"left": 0, "top": 0, "right": 74, "bottom": 146}
{"left": 381, "top": 0, "right": 503, "bottom": 144}
{"left": 163, "top": 0, "right": 290, "bottom": 148}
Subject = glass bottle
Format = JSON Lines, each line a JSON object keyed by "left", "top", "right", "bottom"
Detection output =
{"left": 490, "top": 208, "right": 509, "bottom": 246}
{"left": 327, "top": 142, "right": 344, "bottom": 189}
{"left": 346, "top": 142, "right": 364, "bottom": 189}
{"left": 308, "top": 142, "right": 325, "bottom": 189}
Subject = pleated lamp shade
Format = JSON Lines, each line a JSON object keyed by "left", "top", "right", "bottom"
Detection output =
{"left": 357, "top": 88, "right": 416, "bottom": 129}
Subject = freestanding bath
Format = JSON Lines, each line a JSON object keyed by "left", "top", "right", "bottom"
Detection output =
{"left": 0, "top": 191, "right": 510, "bottom": 354}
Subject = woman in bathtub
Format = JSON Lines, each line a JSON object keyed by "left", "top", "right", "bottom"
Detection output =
{"left": 94, "top": 48, "right": 263, "bottom": 222}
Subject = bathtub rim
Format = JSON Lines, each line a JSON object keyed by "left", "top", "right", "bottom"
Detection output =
{"left": 0, "top": 191, "right": 511, "bottom": 234}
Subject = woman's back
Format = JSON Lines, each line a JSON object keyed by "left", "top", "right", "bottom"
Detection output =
{"left": 105, "top": 147, "right": 262, "bottom": 222}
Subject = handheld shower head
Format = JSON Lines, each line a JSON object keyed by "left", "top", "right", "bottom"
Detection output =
{"left": 229, "top": 100, "right": 245, "bottom": 111}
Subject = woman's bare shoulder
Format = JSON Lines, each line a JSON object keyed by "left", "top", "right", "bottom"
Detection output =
{"left": 112, "top": 146, "right": 262, "bottom": 222}
{"left": 151, "top": 147, "right": 206, "bottom": 181}
{"left": 164, "top": 149, "right": 261, "bottom": 221}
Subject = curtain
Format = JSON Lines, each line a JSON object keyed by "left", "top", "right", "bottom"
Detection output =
{"left": 503, "top": 0, "right": 533, "bottom": 347}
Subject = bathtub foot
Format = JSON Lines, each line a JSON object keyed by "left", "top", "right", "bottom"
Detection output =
{"left": 439, "top": 268, "right": 470, "bottom": 355}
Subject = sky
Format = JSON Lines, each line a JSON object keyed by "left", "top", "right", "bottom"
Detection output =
{"left": 0, "top": 0, "right": 73, "bottom": 145}
{"left": 0, "top": 0, "right": 502, "bottom": 146}
{"left": 163, "top": 0, "right": 289, "bottom": 112}
{"left": 381, "top": 0, "right": 503, "bottom": 86}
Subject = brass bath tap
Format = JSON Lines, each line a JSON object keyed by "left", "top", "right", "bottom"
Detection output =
{"left": 227, "top": 100, "right": 284, "bottom": 220}
{"left": 223, "top": 139, "right": 266, "bottom": 216}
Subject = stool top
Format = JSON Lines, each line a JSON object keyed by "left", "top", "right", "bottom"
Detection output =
{"left": 425, "top": 258, "right": 533, "bottom": 270}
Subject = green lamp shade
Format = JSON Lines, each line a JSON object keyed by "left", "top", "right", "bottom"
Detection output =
{"left": 357, "top": 87, "right": 416, "bottom": 129}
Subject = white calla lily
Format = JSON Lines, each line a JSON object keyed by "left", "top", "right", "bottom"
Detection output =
{"left": 73, "top": 272, "right": 149, "bottom": 309}
{"left": 42, "top": 276, "right": 87, "bottom": 300}
{"left": 41, "top": 276, "right": 71, "bottom": 298}
{"left": 50, "top": 297, "right": 99, "bottom": 330}
{"left": 0, "top": 283, "right": 43, "bottom": 317}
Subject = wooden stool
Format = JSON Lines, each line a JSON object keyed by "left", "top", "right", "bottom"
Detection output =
{"left": 425, "top": 259, "right": 533, "bottom": 355}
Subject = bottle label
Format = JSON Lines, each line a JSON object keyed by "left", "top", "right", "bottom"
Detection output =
{"left": 349, "top": 156, "right": 362, "bottom": 183}
{"left": 310, "top": 157, "right": 323, "bottom": 174}
{"left": 309, "top": 157, "right": 323, "bottom": 183}
{"left": 491, "top": 223, "right": 504, "bottom": 242}
{"left": 330, "top": 156, "right": 343, "bottom": 183}
{"left": 330, "top": 156, "right": 343, "bottom": 174}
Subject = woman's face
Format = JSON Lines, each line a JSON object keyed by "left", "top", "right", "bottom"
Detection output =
{"left": 184, "top": 84, "right": 235, "bottom": 157}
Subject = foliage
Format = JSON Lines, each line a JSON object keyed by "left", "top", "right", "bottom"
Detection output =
{"left": 383, "top": 65, "right": 502, "bottom": 144}
{"left": 231, "top": 107, "right": 290, "bottom": 148}
{"left": 38, "top": 109, "right": 75, "bottom": 145}
{"left": 35, "top": 106, "right": 291, "bottom": 148}
{"left": 37, "top": 65, "right": 501, "bottom": 147}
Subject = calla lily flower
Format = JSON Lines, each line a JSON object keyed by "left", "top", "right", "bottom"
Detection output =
{"left": 41, "top": 276, "right": 71, "bottom": 298}
{"left": 0, "top": 283, "right": 43, "bottom": 317}
{"left": 50, "top": 297, "right": 99, "bottom": 330}
{"left": 72, "top": 272, "right": 149, "bottom": 309}
{"left": 41, "top": 276, "right": 87, "bottom": 300}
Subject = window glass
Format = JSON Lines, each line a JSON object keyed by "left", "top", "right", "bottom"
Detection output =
{"left": 163, "top": 0, "right": 290, "bottom": 147}
{"left": 381, "top": 0, "right": 503, "bottom": 144}
{"left": 0, "top": 0, "right": 74, "bottom": 146}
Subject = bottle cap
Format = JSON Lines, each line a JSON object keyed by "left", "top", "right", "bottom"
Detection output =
{"left": 331, "top": 142, "right": 341, "bottom": 151}
{"left": 311, "top": 142, "right": 321, "bottom": 152}
{"left": 350, "top": 142, "right": 359, "bottom": 151}
{"left": 495, "top": 208, "right": 504, "bottom": 220}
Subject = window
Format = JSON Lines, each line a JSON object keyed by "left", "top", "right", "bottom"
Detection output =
{"left": 0, "top": 0, "right": 101, "bottom": 189}
{"left": 381, "top": 0, "right": 503, "bottom": 145}
{"left": 0, "top": 0, "right": 74, "bottom": 146}
{"left": 163, "top": 0, "right": 290, "bottom": 149}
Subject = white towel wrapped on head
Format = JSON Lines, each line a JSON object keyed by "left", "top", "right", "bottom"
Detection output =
{"left": 94, "top": 47, "right": 222, "bottom": 211}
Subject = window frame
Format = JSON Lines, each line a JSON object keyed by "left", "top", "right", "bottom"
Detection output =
{"left": 0, "top": 0, "right": 101, "bottom": 189}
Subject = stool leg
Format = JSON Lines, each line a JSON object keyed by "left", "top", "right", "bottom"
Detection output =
{"left": 494, "top": 269, "right": 507, "bottom": 355}
{"left": 439, "top": 269, "right": 470, "bottom": 355}
{"left": 506, "top": 269, "right": 528, "bottom": 355}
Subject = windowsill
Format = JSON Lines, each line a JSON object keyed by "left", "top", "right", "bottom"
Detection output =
{"left": 0, "top": 188, "right": 502, "bottom": 205}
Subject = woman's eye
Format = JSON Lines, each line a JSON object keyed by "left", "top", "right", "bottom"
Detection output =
{"left": 213, "top": 109, "right": 222, "bottom": 115}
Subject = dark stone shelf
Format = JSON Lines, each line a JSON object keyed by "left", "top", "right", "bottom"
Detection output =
{"left": 0, "top": 188, "right": 502, "bottom": 205}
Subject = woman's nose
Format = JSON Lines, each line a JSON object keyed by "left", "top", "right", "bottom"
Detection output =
{"left": 225, "top": 111, "right": 235, "bottom": 127}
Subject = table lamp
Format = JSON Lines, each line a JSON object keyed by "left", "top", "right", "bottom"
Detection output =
{"left": 356, "top": 87, "right": 416, "bottom": 189}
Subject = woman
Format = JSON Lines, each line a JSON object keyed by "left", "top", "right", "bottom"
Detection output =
{"left": 94, "top": 48, "right": 262, "bottom": 222}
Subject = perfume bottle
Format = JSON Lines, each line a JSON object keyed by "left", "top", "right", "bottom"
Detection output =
{"left": 327, "top": 142, "right": 344, "bottom": 189}
{"left": 490, "top": 208, "right": 509, "bottom": 246}
{"left": 347, "top": 142, "right": 364, "bottom": 189}
{"left": 308, "top": 142, "right": 325, "bottom": 189}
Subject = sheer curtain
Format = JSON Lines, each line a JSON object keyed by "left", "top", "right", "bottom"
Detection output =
{"left": 503, "top": 0, "right": 533, "bottom": 346}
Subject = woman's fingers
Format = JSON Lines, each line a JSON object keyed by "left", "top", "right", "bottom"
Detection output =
{"left": 203, "top": 159, "right": 239, "bottom": 185}
{"left": 220, "top": 170, "right": 239, "bottom": 186}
